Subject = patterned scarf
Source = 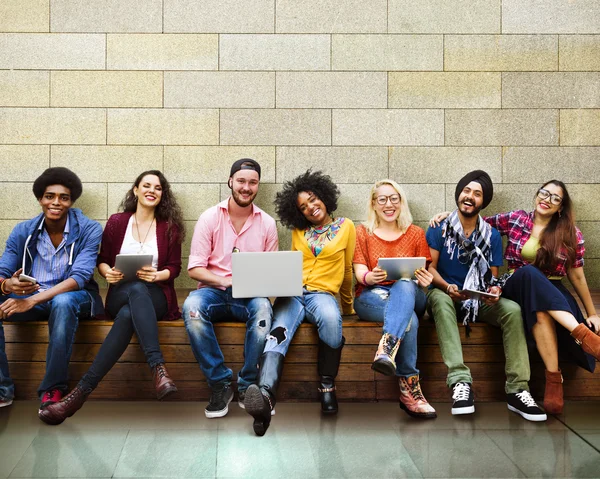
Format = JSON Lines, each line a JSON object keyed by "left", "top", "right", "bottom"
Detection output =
{"left": 304, "top": 217, "right": 345, "bottom": 256}
{"left": 441, "top": 211, "right": 493, "bottom": 327}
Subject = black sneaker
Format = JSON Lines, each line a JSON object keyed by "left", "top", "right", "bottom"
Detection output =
{"left": 451, "top": 382, "right": 475, "bottom": 415}
{"left": 507, "top": 390, "right": 547, "bottom": 422}
{"left": 205, "top": 382, "right": 233, "bottom": 419}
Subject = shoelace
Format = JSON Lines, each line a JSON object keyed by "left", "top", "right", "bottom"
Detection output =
{"left": 42, "top": 388, "right": 61, "bottom": 403}
{"left": 515, "top": 390, "right": 537, "bottom": 408}
{"left": 452, "top": 383, "right": 471, "bottom": 401}
{"left": 63, "top": 388, "right": 84, "bottom": 404}
{"left": 210, "top": 385, "right": 229, "bottom": 404}
{"left": 382, "top": 337, "right": 396, "bottom": 355}
{"left": 155, "top": 364, "right": 167, "bottom": 379}
{"left": 409, "top": 382, "right": 426, "bottom": 402}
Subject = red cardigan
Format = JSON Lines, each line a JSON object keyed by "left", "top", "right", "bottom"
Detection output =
{"left": 98, "top": 212, "right": 182, "bottom": 321}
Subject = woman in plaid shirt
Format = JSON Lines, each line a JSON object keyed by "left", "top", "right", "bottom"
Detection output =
{"left": 433, "top": 180, "right": 600, "bottom": 415}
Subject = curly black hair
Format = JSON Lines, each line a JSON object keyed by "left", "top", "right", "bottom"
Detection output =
{"left": 32, "top": 167, "right": 83, "bottom": 202}
{"left": 275, "top": 170, "right": 339, "bottom": 230}
{"left": 120, "top": 170, "right": 185, "bottom": 243}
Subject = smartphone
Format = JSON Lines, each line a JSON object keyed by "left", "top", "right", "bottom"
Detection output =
{"left": 19, "top": 273, "right": 37, "bottom": 284}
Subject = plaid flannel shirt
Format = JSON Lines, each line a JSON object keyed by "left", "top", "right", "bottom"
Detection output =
{"left": 484, "top": 210, "right": 584, "bottom": 278}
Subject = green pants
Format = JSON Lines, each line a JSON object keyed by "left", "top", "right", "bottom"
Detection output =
{"left": 426, "top": 288, "right": 530, "bottom": 394}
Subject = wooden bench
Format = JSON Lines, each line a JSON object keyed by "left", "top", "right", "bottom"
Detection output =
{"left": 4, "top": 290, "right": 600, "bottom": 402}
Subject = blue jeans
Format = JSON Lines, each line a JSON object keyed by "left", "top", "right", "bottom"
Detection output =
{"left": 354, "top": 280, "right": 426, "bottom": 378}
{"left": 183, "top": 287, "right": 272, "bottom": 391}
{"left": 264, "top": 290, "right": 343, "bottom": 356}
{"left": 0, "top": 290, "right": 92, "bottom": 400}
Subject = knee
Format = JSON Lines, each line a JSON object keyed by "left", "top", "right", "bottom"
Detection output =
{"left": 497, "top": 299, "right": 522, "bottom": 322}
{"left": 248, "top": 299, "right": 273, "bottom": 330}
{"left": 391, "top": 279, "right": 417, "bottom": 296}
{"left": 126, "top": 281, "right": 151, "bottom": 297}
{"left": 50, "top": 292, "right": 79, "bottom": 313}
{"left": 265, "top": 325, "right": 291, "bottom": 351}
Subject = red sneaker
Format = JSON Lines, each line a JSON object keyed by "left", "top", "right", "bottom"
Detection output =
{"left": 39, "top": 389, "right": 63, "bottom": 411}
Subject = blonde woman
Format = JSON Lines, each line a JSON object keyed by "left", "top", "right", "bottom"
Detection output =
{"left": 353, "top": 180, "right": 436, "bottom": 419}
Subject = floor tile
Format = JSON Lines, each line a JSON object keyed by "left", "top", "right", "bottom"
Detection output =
{"left": 9, "top": 427, "right": 128, "bottom": 478}
{"left": 560, "top": 401, "right": 600, "bottom": 431}
{"left": 216, "top": 427, "right": 318, "bottom": 478}
{"left": 308, "top": 428, "right": 422, "bottom": 478}
{"left": 113, "top": 429, "right": 217, "bottom": 478}
{"left": 399, "top": 429, "right": 526, "bottom": 478}
{"left": 578, "top": 430, "right": 600, "bottom": 451}
{"left": 0, "top": 429, "right": 37, "bottom": 479}
{"left": 486, "top": 429, "right": 600, "bottom": 478}
{"left": 50, "top": 401, "right": 218, "bottom": 431}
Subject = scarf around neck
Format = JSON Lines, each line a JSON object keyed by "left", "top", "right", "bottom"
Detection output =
{"left": 441, "top": 210, "right": 493, "bottom": 326}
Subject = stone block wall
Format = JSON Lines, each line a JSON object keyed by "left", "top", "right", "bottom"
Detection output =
{"left": 1, "top": 1, "right": 599, "bottom": 287}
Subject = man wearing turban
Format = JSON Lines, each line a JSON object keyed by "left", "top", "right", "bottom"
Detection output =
{"left": 425, "top": 170, "right": 546, "bottom": 422}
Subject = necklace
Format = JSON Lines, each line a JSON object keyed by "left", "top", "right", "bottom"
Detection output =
{"left": 135, "top": 214, "right": 155, "bottom": 253}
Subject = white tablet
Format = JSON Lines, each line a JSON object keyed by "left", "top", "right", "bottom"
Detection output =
{"left": 377, "top": 257, "right": 427, "bottom": 281}
{"left": 114, "top": 254, "right": 153, "bottom": 281}
{"left": 459, "top": 288, "right": 499, "bottom": 300}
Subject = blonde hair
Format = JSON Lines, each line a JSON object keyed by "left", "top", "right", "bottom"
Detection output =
{"left": 364, "top": 179, "right": 413, "bottom": 234}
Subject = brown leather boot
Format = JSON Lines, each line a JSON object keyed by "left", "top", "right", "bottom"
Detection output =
{"left": 543, "top": 370, "right": 564, "bottom": 415}
{"left": 153, "top": 363, "right": 178, "bottom": 400}
{"left": 571, "top": 324, "right": 600, "bottom": 360}
{"left": 38, "top": 385, "right": 91, "bottom": 425}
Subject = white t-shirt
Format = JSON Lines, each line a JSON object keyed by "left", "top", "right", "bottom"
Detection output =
{"left": 119, "top": 216, "right": 159, "bottom": 268}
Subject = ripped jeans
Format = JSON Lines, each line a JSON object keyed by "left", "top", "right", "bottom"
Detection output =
{"left": 264, "top": 290, "right": 343, "bottom": 356}
{"left": 183, "top": 287, "right": 272, "bottom": 392}
{"left": 353, "top": 280, "right": 426, "bottom": 378}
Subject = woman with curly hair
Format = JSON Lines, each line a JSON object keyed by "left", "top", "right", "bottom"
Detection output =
{"left": 39, "top": 170, "right": 185, "bottom": 425}
{"left": 353, "top": 179, "right": 436, "bottom": 419}
{"left": 244, "top": 170, "right": 355, "bottom": 436}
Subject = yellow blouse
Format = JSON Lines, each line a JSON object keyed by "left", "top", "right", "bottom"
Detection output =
{"left": 291, "top": 218, "right": 356, "bottom": 315}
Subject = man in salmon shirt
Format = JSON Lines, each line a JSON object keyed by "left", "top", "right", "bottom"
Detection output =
{"left": 183, "top": 159, "right": 278, "bottom": 418}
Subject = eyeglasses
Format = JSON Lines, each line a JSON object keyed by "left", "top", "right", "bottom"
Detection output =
{"left": 537, "top": 188, "right": 563, "bottom": 206}
{"left": 375, "top": 194, "right": 401, "bottom": 205}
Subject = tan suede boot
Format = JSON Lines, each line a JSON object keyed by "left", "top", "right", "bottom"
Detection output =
{"left": 543, "top": 369, "right": 564, "bottom": 415}
{"left": 571, "top": 324, "right": 600, "bottom": 360}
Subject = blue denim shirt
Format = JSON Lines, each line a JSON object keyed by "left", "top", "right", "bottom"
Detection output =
{"left": 0, "top": 208, "right": 104, "bottom": 317}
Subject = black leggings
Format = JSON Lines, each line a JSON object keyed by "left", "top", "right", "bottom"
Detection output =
{"left": 79, "top": 281, "right": 167, "bottom": 390}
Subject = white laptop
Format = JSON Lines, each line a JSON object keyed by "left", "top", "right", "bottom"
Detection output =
{"left": 231, "top": 251, "right": 303, "bottom": 298}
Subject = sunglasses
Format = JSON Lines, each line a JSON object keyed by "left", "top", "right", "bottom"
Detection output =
{"left": 375, "top": 194, "right": 401, "bottom": 205}
{"left": 537, "top": 188, "right": 562, "bottom": 206}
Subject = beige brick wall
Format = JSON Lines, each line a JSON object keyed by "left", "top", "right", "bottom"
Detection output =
{"left": 1, "top": 1, "right": 600, "bottom": 287}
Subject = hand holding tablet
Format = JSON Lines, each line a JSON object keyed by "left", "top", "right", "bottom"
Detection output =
{"left": 377, "top": 257, "right": 427, "bottom": 281}
{"left": 114, "top": 254, "right": 154, "bottom": 282}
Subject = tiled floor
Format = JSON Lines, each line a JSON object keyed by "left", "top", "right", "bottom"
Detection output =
{"left": 1, "top": 400, "right": 599, "bottom": 478}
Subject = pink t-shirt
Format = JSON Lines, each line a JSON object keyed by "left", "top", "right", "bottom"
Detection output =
{"left": 188, "top": 198, "right": 278, "bottom": 289}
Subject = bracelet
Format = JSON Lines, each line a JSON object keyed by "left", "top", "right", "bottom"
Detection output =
{"left": 446, "top": 284, "right": 453, "bottom": 294}
{"left": 362, "top": 271, "right": 370, "bottom": 286}
{"left": 0, "top": 279, "right": 9, "bottom": 295}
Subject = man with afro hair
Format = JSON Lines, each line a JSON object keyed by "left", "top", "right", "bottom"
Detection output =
{"left": 0, "top": 167, "right": 103, "bottom": 417}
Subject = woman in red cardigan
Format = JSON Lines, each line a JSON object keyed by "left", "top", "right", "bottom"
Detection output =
{"left": 39, "top": 170, "right": 185, "bottom": 425}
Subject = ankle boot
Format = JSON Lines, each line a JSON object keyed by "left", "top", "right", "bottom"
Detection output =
{"left": 244, "top": 351, "right": 284, "bottom": 437}
{"left": 38, "top": 385, "right": 92, "bottom": 425}
{"left": 372, "top": 333, "right": 401, "bottom": 376}
{"left": 544, "top": 369, "right": 564, "bottom": 415}
{"left": 317, "top": 337, "right": 345, "bottom": 415}
{"left": 152, "top": 363, "right": 178, "bottom": 400}
{"left": 571, "top": 324, "right": 600, "bottom": 360}
{"left": 398, "top": 375, "right": 437, "bottom": 419}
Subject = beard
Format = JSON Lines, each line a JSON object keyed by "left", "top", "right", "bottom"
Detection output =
{"left": 458, "top": 200, "right": 482, "bottom": 218}
{"left": 231, "top": 189, "right": 256, "bottom": 207}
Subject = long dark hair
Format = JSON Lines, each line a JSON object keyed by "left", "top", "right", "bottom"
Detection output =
{"left": 120, "top": 170, "right": 185, "bottom": 243}
{"left": 534, "top": 180, "right": 577, "bottom": 272}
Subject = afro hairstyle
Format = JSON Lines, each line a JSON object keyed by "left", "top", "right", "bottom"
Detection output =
{"left": 32, "top": 167, "right": 83, "bottom": 202}
{"left": 275, "top": 170, "right": 339, "bottom": 230}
